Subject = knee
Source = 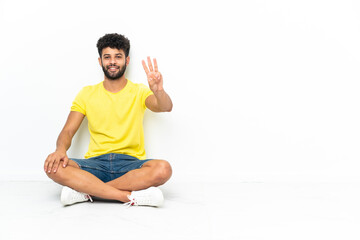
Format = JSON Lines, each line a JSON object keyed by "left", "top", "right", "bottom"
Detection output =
{"left": 46, "top": 166, "right": 67, "bottom": 184}
{"left": 152, "top": 160, "right": 172, "bottom": 185}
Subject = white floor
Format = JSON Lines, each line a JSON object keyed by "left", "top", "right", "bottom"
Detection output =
{"left": 1, "top": 180, "right": 359, "bottom": 240}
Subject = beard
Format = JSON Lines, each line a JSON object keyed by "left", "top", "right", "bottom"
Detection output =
{"left": 102, "top": 62, "right": 127, "bottom": 80}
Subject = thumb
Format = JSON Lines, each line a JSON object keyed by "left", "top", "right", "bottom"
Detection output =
{"left": 63, "top": 156, "right": 69, "bottom": 167}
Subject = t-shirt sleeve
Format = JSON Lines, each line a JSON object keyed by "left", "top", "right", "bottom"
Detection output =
{"left": 139, "top": 84, "right": 154, "bottom": 109}
{"left": 71, "top": 88, "right": 86, "bottom": 115}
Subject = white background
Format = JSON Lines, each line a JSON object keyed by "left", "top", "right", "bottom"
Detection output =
{"left": 1, "top": 0, "right": 359, "bottom": 182}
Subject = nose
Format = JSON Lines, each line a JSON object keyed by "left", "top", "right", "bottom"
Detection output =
{"left": 110, "top": 57, "right": 116, "bottom": 64}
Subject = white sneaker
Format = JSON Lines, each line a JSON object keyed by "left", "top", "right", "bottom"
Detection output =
{"left": 125, "top": 187, "right": 164, "bottom": 207}
{"left": 60, "top": 186, "right": 93, "bottom": 206}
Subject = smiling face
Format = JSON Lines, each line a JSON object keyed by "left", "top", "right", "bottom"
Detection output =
{"left": 99, "top": 47, "right": 129, "bottom": 80}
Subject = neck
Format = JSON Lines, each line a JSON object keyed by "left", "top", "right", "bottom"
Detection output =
{"left": 103, "top": 76, "right": 127, "bottom": 93}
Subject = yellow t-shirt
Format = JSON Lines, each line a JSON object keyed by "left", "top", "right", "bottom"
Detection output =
{"left": 71, "top": 80, "right": 153, "bottom": 159}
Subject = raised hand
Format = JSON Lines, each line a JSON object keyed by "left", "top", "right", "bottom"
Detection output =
{"left": 142, "top": 57, "right": 164, "bottom": 93}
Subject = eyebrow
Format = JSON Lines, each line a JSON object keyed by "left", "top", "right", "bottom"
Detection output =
{"left": 103, "top": 53, "right": 123, "bottom": 57}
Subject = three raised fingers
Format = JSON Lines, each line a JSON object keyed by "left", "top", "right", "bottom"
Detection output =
{"left": 142, "top": 57, "right": 158, "bottom": 74}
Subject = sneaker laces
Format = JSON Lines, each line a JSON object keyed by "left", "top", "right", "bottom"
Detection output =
{"left": 86, "top": 194, "right": 93, "bottom": 203}
{"left": 123, "top": 187, "right": 163, "bottom": 207}
{"left": 124, "top": 194, "right": 154, "bottom": 208}
{"left": 124, "top": 195, "right": 137, "bottom": 208}
{"left": 124, "top": 193, "right": 158, "bottom": 208}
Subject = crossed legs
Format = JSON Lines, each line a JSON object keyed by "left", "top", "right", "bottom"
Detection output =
{"left": 46, "top": 159, "right": 172, "bottom": 203}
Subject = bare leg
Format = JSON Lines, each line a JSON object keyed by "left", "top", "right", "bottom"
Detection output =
{"left": 47, "top": 160, "right": 130, "bottom": 202}
{"left": 106, "top": 160, "right": 172, "bottom": 191}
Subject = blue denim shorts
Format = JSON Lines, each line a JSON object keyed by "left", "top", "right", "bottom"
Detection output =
{"left": 70, "top": 153, "right": 151, "bottom": 183}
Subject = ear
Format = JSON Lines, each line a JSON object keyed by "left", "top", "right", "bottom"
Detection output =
{"left": 126, "top": 56, "right": 130, "bottom": 66}
{"left": 98, "top": 57, "right": 102, "bottom": 67}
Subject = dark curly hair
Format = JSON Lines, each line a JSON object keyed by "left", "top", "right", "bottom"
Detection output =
{"left": 96, "top": 33, "right": 130, "bottom": 57}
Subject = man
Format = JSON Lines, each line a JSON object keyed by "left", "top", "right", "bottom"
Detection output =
{"left": 44, "top": 33, "right": 173, "bottom": 207}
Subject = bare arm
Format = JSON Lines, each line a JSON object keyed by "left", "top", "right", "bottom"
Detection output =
{"left": 145, "top": 91, "right": 172, "bottom": 112}
{"left": 44, "top": 111, "right": 85, "bottom": 174}
{"left": 142, "top": 57, "right": 173, "bottom": 112}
